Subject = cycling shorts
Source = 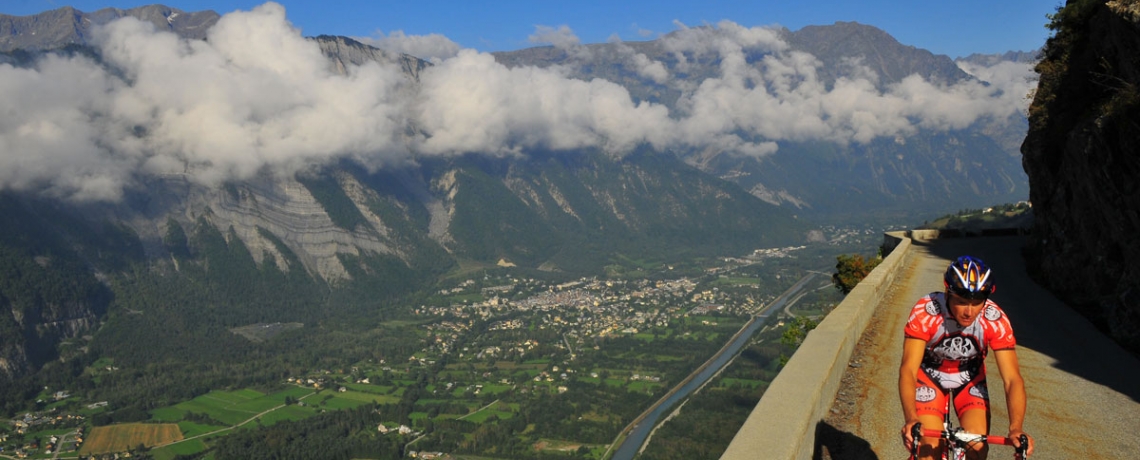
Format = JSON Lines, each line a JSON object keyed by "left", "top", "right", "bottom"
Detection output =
{"left": 914, "top": 368, "right": 989, "bottom": 417}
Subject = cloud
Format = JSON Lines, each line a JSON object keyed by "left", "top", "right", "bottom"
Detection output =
{"left": 631, "top": 52, "right": 670, "bottom": 84}
{"left": 663, "top": 21, "right": 1029, "bottom": 148}
{"left": 528, "top": 25, "right": 581, "bottom": 49}
{"left": 0, "top": 6, "right": 1037, "bottom": 202}
{"left": 956, "top": 60, "right": 1038, "bottom": 116}
{"left": 413, "top": 50, "right": 672, "bottom": 156}
{"left": 0, "top": 2, "right": 411, "bottom": 200}
{"left": 631, "top": 23, "right": 655, "bottom": 38}
{"left": 0, "top": 55, "right": 131, "bottom": 200}
{"left": 528, "top": 24, "right": 594, "bottom": 61}
{"left": 358, "top": 30, "right": 462, "bottom": 63}
{"left": 608, "top": 41, "right": 670, "bottom": 84}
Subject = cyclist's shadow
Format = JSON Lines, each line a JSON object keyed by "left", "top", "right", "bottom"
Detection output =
{"left": 814, "top": 421, "right": 878, "bottom": 459}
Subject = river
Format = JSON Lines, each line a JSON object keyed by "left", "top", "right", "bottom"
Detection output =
{"left": 609, "top": 273, "right": 821, "bottom": 460}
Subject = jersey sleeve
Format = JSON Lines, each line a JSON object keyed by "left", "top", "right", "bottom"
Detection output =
{"left": 982, "top": 302, "right": 1017, "bottom": 350}
{"left": 903, "top": 296, "right": 937, "bottom": 341}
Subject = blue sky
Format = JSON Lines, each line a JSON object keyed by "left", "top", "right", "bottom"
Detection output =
{"left": 7, "top": 0, "right": 1059, "bottom": 58}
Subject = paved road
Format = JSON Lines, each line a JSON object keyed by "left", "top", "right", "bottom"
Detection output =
{"left": 821, "top": 236, "right": 1140, "bottom": 459}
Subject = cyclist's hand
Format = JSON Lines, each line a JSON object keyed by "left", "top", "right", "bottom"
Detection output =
{"left": 901, "top": 420, "right": 921, "bottom": 450}
{"left": 1008, "top": 429, "right": 1034, "bottom": 456}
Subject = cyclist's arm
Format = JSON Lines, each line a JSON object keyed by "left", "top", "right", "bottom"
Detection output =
{"left": 898, "top": 337, "right": 927, "bottom": 443}
{"left": 994, "top": 348, "right": 1035, "bottom": 455}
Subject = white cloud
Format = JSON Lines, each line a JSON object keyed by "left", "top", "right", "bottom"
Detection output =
{"left": 528, "top": 25, "right": 581, "bottom": 49}
{"left": 0, "top": 8, "right": 1038, "bottom": 201}
{"left": 413, "top": 50, "right": 672, "bottom": 156}
{"left": 0, "top": 55, "right": 130, "bottom": 200}
{"left": 0, "top": 2, "right": 411, "bottom": 200}
{"left": 358, "top": 30, "right": 462, "bottom": 62}
{"left": 665, "top": 21, "right": 1031, "bottom": 151}
{"left": 610, "top": 42, "right": 670, "bottom": 84}
{"left": 528, "top": 24, "right": 594, "bottom": 61}
{"left": 631, "top": 23, "right": 655, "bottom": 38}
{"left": 956, "top": 60, "right": 1038, "bottom": 116}
{"left": 632, "top": 52, "right": 670, "bottom": 84}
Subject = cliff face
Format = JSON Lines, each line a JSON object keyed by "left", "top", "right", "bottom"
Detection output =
{"left": 124, "top": 173, "right": 403, "bottom": 283}
{"left": 1, "top": 300, "right": 101, "bottom": 376}
{"left": 1022, "top": 0, "right": 1140, "bottom": 354}
{"left": 315, "top": 35, "right": 429, "bottom": 80}
{"left": 0, "top": 194, "right": 117, "bottom": 378}
{"left": 0, "top": 5, "right": 219, "bottom": 52}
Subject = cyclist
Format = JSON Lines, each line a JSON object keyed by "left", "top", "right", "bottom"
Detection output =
{"left": 899, "top": 255, "right": 1035, "bottom": 459}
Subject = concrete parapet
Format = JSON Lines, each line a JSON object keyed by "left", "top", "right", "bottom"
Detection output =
{"left": 720, "top": 232, "right": 912, "bottom": 460}
{"left": 907, "top": 229, "right": 941, "bottom": 241}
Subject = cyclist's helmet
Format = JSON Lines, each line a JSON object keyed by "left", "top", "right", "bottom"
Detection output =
{"left": 943, "top": 255, "right": 994, "bottom": 300}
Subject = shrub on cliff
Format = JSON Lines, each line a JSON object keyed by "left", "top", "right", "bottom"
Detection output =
{"left": 832, "top": 254, "right": 881, "bottom": 295}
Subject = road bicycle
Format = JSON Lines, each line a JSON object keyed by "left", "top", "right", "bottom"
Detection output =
{"left": 908, "top": 388, "right": 1029, "bottom": 460}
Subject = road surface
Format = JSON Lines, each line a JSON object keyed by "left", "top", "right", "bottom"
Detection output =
{"left": 820, "top": 236, "right": 1140, "bottom": 459}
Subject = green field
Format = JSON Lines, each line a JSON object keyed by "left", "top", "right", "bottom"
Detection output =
{"left": 625, "top": 380, "right": 665, "bottom": 393}
{"left": 176, "top": 420, "right": 227, "bottom": 438}
{"left": 268, "top": 386, "right": 316, "bottom": 402}
{"left": 319, "top": 396, "right": 371, "bottom": 410}
{"left": 257, "top": 404, "right": 317, "bottom": 425}
{"left": 459, "top": 400, "right": 516, "bottom": 423}
{"left": 327, "top": 389, "right": 401, "bottom": 406}
{"left": 344, "top": 382, "right": 398, "bottom": 395}
{"left": 463, "top": 408, "right": 515, "bottom": 423}
{"left": 151, "top": 387, "right": 315, "bottom": 426}
{"left": 151, "top": 438, "right": 207, "bottom": 460}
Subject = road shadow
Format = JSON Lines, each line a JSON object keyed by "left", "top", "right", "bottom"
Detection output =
{"left": 814, "top": 421, "right": 878, "bottom": 460}
{"left": 913, "top": 235, "right": 1140, "bottom": 403}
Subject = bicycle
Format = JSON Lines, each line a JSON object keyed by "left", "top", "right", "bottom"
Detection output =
{"left": 908, "top": 388, "right": 1029, "bottom": 460}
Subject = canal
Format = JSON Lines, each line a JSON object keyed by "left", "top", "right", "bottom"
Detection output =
{"left": 610, "top": 273, "right": 820, "bottom": 459}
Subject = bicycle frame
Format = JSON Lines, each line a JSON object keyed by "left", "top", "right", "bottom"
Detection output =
{"left": 908, "top": 388, "right": 1029, "bottom": 459}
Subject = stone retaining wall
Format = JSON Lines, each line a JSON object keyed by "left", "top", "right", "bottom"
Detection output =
{"left": 719, "top": 231, "right": 912, "bottom": 460}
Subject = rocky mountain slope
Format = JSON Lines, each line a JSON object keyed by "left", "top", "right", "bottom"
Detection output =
{"left": 492, "top": 22, "right": 1031, "bottom": 218}
{"left": 0, "top": 5, "right": 1038, "bottom": 380}
{"left": 1022, "top": 0, "right": 1140, "bottom": 355}
{"left": 0, "top": 5, "right": 218, "bottom": 52}
{"left": 0, "top": 146, "right": 804, "bottom": 379}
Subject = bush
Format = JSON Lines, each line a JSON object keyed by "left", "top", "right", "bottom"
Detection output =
{"left": 832, "top": 254, "right": 880, "bottom": 295}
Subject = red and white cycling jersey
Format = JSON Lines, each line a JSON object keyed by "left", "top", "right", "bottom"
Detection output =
{"left": 904, "top": 292, "right": 1016, "bottom": 390}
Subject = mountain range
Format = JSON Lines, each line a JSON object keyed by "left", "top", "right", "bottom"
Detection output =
{"left": 0, "top": 5, "right": 1037, "bottom": 382}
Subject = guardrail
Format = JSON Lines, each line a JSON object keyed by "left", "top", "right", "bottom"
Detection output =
{"left": 719, "top": 231, "right": 912, "bottom": 460}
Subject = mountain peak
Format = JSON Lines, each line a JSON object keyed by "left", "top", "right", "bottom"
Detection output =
{"left": 786, "top": 20, "right": 968, "bottom": 85}
{"left": 0, "top": 4, "right": 220, "bottom": 52}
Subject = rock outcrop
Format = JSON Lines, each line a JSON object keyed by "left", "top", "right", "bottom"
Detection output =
{"left": 1022, "top": 0, "right": 1140, "bottom": 354}
{"left": 315, "top": 35, "right": 429, "bottom": 80}
{"left": 0, "top": 5, "right": 219, "bottom": 52}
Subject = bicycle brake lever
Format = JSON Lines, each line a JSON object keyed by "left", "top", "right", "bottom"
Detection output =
{"left": 909, "top": 423, "right": 923, "bottom": 458}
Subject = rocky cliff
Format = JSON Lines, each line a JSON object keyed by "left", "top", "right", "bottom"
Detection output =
{"left": 1022, "top": 0, "right": 1140, "bottom": 354}
{"left": 0, "top": 194, "right": 118, "bottom": 378}
{"left": 492, "top": 21, "right": 1032, "bottom": 219}
{"left": 315, "top": 35, "right": 428, "bottom": 80}
{"left": 121, "top": 172, "right": 403, "bottom": 283}
{"left": 0, "top": 5, "right": 219, "bottom": 52}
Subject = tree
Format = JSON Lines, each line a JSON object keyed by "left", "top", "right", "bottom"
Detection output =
{"left": 780, "top": 316, "right": 818, "bottom": 348}
{"left": 832, "top": 254, "right": 880, "bottom": 295}
{"left": 779, "top": 316, "right": 819, "bottom": 368}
